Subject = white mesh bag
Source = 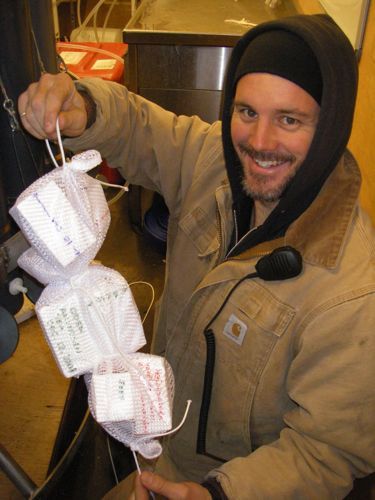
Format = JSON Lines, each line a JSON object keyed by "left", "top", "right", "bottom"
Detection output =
{"left": 36, "top": 265, "right": 146, "bottom": 377}
{"left": 9, "top": 152, "right": 110, "bottom": 282}
{"left": 10, "top": 136, "right": 186, "bottom": 463}
{"left": 18, "top": 247, "right": 63, "bottom": 286}
{"left": 86, "top": 353, "right": 175, "bottom": 459}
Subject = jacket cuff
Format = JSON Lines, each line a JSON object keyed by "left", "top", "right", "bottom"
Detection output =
{"left": 201, "top": 478, "right": 229, "bottom": 500}
{"left": 75, "top": 85, "right": 97, "bottom": 129}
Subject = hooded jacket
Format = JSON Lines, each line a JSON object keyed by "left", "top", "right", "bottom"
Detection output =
{"left": 221, "top": 14, "right": 358, "bottom": 255}
{"left": 65, "top": 14, "right": 374, "bottom": 500}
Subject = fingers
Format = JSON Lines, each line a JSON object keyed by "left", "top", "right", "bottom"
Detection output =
{"left": 134, "top": 473, "right": 152, "bottom": 500}
{"left": 140, "top": 471, "right": 171, "bottom": 496}
{"left": 18, "top": 81, "right": 47, "bottom": 139}
{"left": 139, "top": 472, "right": 212, "bottom": 500}
{"left": 18, "top": 72, "right": 87, "bottom": 140}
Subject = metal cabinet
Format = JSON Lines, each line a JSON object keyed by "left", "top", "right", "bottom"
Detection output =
{"left": 123, "top": 0, "right": 299, "bottom": 122}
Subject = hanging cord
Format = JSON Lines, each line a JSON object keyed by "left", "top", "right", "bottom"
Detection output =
{"left": 100, "top": 0, "right": 118, "bottom": 42}
{"left": 132, "top": 450, "right": 156, "bottom": 499}
{"left": 106, "top": 434, "right": 120, "bottom": 485}
{"left": 0, "top": 75, "right": 21, "bottom": 133}
{"left": 45, "top": 117, "right": 128, "bottom": 195}
{"left": 0, "top": 13, "right": 48, "bottom": 192}
{"left": 30, "top": 27, "right": 46, "bottom": 75}
{"left": 0, "top": 73, "right": 43, "bottom": 188}
{"left": 71, "top": 0, "right": 107, "bottom": 42}
{"left": 93, "top": 0, "right": 118, "bottom": 42}
{"left": 129, "top": 281, "right": 155, "bottom": 325}
{"left": 138, "top": 399, "right": 192, "bottom": 442}
{"left": 131, "top": 400, "right": 192, "bottom": 499}
{"left": 77, "top": 0, "right": 83, "bottom": 27}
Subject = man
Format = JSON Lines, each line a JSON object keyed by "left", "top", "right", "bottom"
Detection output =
{"left": 18, "top": 14, "right": 374, "bottom": 499}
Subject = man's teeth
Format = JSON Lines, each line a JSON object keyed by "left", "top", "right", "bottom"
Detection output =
{"left": 254, "top": 159, "right": 285, "bottom": 168}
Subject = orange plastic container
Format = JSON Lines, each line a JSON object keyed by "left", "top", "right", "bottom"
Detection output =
{"left": 57, "top": 41, "right": 128, "bottom": 83}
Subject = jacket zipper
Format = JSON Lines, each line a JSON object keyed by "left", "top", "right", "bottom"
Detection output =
{"left": 226, "top": 207, "right": 260, "bottom": 259}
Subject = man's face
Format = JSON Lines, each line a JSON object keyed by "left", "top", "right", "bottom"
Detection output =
{"left": 231, "top": 73, "right": 320, "bottom": 204}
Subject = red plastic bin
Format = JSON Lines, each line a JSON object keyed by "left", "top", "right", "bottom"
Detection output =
{"left": 57, "top": 41, "right": 128, "bottom": 83}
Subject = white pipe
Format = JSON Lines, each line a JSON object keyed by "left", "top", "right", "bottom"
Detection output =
{"left": 57, "top": 42, "right": 125, "bottom": 64}
{"left": 71, "top": 0, "right": 107, "bottom": 41}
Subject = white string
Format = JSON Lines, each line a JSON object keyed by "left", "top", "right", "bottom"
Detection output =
{"left": 99, "top": 180, "right": 129, "bottom": 192}
{"left": 107, "top": 188, "right": 125, "bottom": 206}
{"left": 129, "top": 281, "right": 155, "bottom": 325}
{"left": 132, "top": 450, "right": 156, "bottom": 499}
{"left": 130, "top": 400, "right": 192, "bottom": 499}
{"left": 132, "top": 450, "right": 142, "bottom": 474}
{"left": 106, "top": 435, "right": 119, "bottom": 485}
{"left": 144, "top": 399, "right": 192, "bottom": 440}
{"left": 44, "top": 117, "right": 65, "bottom": 168}
{"left": 100, "top": 0, "right": 118, "bottom": 42}
{"left": 55, "top": 117, "right": 66, "bottom": 165}
{"left": 45, "top": 139, "right": 59, "bottom": 168}
{"left": 44, "top": 117, "right": 129, "bottom": 199}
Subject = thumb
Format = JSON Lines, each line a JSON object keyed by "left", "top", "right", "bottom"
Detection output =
{"left": 140, "top": 471, "right": 180, "bottom": 498}
{"left": 44, "top": 86, "right": 87, "bottom": 139}
{"left": 47, "top": 108, "right": 87, "bottom": 139}
{"left": 134, "top": 472, "right": 151, "bottom": 500}
{"left": 41, "top": 108, "right": 84, "bottom": 140}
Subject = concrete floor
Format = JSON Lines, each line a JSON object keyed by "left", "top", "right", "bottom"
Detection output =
{"left": 0, "top": 186, "right": 165, "bottom": 499}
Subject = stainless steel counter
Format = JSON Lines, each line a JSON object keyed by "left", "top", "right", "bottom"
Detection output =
{"left": 124, "top": 0, "right": 299, "bottom": 46}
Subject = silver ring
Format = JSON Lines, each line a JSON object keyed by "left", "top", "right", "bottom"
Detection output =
{"left": 20, "top": 111, "right": 27, "bottom": 117}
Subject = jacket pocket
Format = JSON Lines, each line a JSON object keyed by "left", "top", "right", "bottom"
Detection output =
{"left": 179, "top": 206, "right": 220, "bottom": 257}
{"left": 207, "top": 280, "right": 295, "bottom": 459}
{"left": 172, "top": 279, "right": 295, "bottom": 462}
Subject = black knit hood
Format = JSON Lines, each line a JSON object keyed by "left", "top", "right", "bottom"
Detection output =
{"left": 222, "top": 14, "right": 358, "bottom": 255}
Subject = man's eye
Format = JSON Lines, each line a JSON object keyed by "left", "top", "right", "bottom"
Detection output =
{"left": 237, "top": 107, "right": 256, "bottom": 120}
{"left": 281, "top": 116, "right": 299, "bottom": 126}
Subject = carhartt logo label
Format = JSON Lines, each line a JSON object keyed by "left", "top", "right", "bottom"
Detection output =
{"left": 223, "top": 314, "right": 247, "bottom": 345}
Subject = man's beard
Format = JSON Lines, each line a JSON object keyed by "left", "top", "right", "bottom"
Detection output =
{"left": 238, "top": 143, "right": 298, "bottom": 203}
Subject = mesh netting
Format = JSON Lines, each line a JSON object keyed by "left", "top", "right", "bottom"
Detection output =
{"left": 10, "top": 165, "right": 110, "bottom": 280}
{"left": 86, "top": 353, "right": 175, "bottom": 459}
{"left": 10, "top": 152, "right": 176, "bottom": 460}
{"left": 18, "top": 247, "right": 63, "bottom": 285}
{"left": 36, "top": 265, "right": 146, "bottom": 377}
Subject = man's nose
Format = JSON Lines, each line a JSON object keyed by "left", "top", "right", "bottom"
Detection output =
{"left": 249, "top": 119, "right": 277, "bottom": 151}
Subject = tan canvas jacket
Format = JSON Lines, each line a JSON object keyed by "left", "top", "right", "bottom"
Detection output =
{"left": 65, "top": 79, "right": 375, "bottom": 499}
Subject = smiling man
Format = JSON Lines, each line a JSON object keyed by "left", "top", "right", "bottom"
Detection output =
{"left": 230, "top": 30, "right": 321, "bottom": 229}
{"left": 232, "top": 71, "right": 320, "bottom": 226}
{"left": 232, "top": 73, "right": 320, "bottom": 197}
{"left": 18, "top": 14, "right": 374, "bottom": 500}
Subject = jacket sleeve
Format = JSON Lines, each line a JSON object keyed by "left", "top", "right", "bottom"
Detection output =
{"left": 64, "top": 77, "right": 221, "bottom": 215}
{"left": 209, "top": 291, "right": 375, "bottom": 499}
